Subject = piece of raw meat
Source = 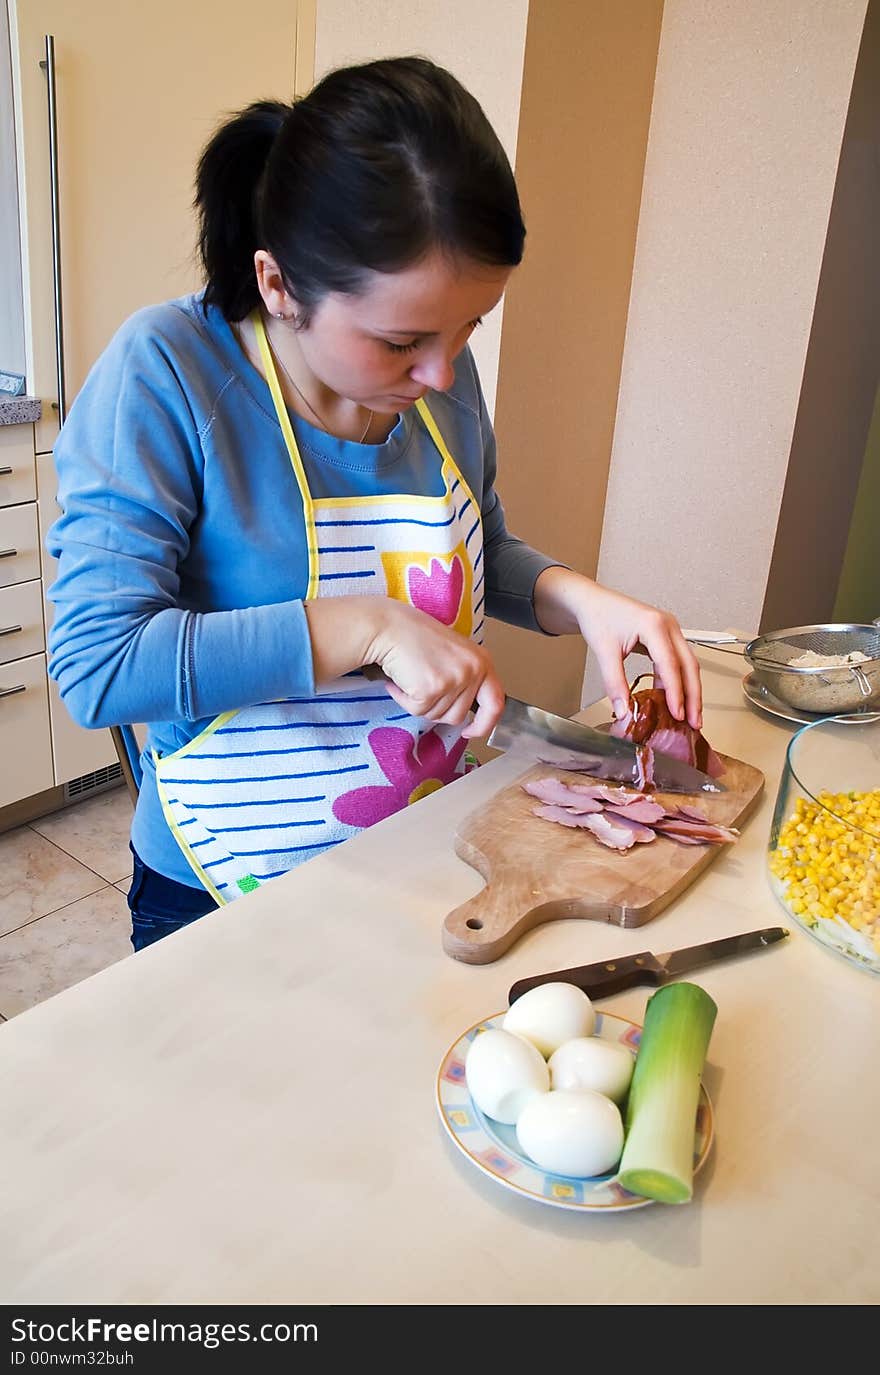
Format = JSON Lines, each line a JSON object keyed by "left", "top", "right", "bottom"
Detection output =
{"left": 531, "top": 804, "right": 591, "bottom": 828}
{"left": 601, "top": 811, "right": 657, "bottom": 843}
{"left": 581, "top": 812, "right": 640, "bottom": 851}
{"left": 609, "top": 686, "right": 725, "bottom": 785}
{"left": 652, "top": 815, "right": 739, "bottom": 844}
{"left": 603, "top": 798, "right": 666, "bottom": 824}
{"left": 526, "top": 775, "right": 738, "bottom": 851}
{"left": 522, "top": 778, "right": 604, "bottom": 812}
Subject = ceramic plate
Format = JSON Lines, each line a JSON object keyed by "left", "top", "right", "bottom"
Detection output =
{"left": 436, "top": 1009, "right": 714, "bottom": 1212}
{"left": 742, "top": 673, "right": 880, "bottom": 727}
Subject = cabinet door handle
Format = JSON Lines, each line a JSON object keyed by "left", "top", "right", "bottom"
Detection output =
{"left": 0, "top": 625, "right": 23, "bottom": 637}
{"left": 0, "top": 684, "right": 26, "bottom": 700}
{"left": 0, "top": 549, "right": 18, "bottom": 559}
{"left": 0, "top": 466, "right": 13, "bottom": 476}
{"left": 39, "top": 35, "right": 66, "bottom": 425}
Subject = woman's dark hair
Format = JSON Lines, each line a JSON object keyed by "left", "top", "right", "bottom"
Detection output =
{"left": 195, "top": 56, "right": 525, "bottom": 321}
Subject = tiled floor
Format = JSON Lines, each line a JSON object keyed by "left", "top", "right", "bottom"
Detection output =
{"left": 0, "top": 786, "right": 134, "bottom": 1019}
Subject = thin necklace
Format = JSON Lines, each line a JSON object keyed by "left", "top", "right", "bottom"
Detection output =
{"left": 267, "top": 323, "right": 374, "bottom": 443}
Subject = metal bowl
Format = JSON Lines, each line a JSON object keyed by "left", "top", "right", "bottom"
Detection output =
{"left": 745, "top": 624, "right": 880, "bottom": 715}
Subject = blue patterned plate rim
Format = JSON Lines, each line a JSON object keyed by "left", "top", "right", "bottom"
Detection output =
{"left": 436, "top": 1008, "right": 714, "bottom": 1213}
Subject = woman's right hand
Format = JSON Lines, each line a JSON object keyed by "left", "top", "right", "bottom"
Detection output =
{"left": 367, "top": 599, "right": 505, "bottom": 738}
{"left": 303, "top": 594, "right": 505, "bottom": 738}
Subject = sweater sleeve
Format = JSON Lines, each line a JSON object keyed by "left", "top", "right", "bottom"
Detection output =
{"left": 46, "top": 316, "right": 315, "bottom": 729}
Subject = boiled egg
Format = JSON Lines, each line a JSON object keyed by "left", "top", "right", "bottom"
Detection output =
{"left": 502, "top": 982, "right": 595, "bottom": 1058}
{"left": 516, "top": 1089, "right": 624, "bottom": 1177}
{"left": 465, "top": 1028, "right": 550, "bottom": 1124}
{"left": 548, "top": 1036, "right": 635, "bottom": 1104}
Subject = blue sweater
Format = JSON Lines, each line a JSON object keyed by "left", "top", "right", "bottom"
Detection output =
{"left": 47, "top": 293, "right": 558, "bottom": 886}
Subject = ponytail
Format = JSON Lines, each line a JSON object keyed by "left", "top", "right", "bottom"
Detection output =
{"left": 195, "top": 100, "right": 289, "bottom": 320}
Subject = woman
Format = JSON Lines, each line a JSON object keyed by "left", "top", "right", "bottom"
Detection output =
{"left": 47, "top": 57, "right": 701, "bottom": 949}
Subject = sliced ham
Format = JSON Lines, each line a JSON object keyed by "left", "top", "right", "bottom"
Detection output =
{"left": 653, "top": 816, "right": 739, "bottom": 845}
{"left": 524, "top": 762, "right": 738, "bottom": 853}
{"left": 523, "top": 778, "right": 604, "bottom": 813}
{"left": 634, "top": 742, "right": 655, "bottom": 793}
{"left": 669, "top": 805, "right": 717, "bottom": 823}
{"left": 581, "top": 812, "right": 640, "bottom": 852}
{"left": 576, "top": 784, "right": 651, "bottom": 807}
{"left": 531, "top": 803, "right": 592, "bottom": 828}
{"left": 601, "top": 811, "right": 657, "bottom": 843}
{"left": 610, "top": 686, "right": 725, "bottom": 785}
{"left": 530, "top": 806, "right": 639, "bottom": 850}
{"left": 651, "top": 830, "right": 705, "bottom": 846}
{"left": 604, "top": 798, "right": 666, "bottom": 825}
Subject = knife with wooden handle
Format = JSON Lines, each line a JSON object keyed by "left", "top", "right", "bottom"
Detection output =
{"left": 508, "top": 926, "right": 789, "bottom": 1003}
{"left": 361, "top": 673, "right": 724, "bottom": 795}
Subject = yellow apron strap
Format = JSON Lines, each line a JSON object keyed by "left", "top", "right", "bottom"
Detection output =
{"left": 416, "top": 397, "right": 482, "bottom": 520}
{"left": 414, "top": 397, "right": 454, "bottom": 465}
{"left": 161, "top": 709, "right": 238, "bottom": 761}
{"left": 253, "top": 313, "right": 320, "bottom": 599}
{"left": 152, "top": 749, "right": 228, "bottom": 906}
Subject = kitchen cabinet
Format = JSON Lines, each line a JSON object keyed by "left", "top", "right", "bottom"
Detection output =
{"left": 0, "top": 579, "right": 44, "bottom": 665}
{"left": 9, "top": 0, "right": 302, "bottom": 452}
{"left": 0, "top": 423, "right": 36, "bottom": 504}
{"left": 4, "top": 1, "right": 304, "bottom": 805}
{"left": 0, "top": 650, "right": 53, "bottom": 808}
{"left": 0, "top": 500, "right": 40, "bottom": 586}
{"left": 35, "top": 447, "right": 117, "bottom": 785}
{"left": 0, "top": 413, "right": 117, "bottom": 803}
{"left": 0, "top": 417, "right": 53, "bottom": 805}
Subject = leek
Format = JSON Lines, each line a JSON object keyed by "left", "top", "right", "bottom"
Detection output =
{"left": 616, "top": 981, "right": 717, "bottom": 1204}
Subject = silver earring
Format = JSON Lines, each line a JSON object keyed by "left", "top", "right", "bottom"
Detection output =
{"left": 275, "top": 312, "right": 285, "bottom": 320}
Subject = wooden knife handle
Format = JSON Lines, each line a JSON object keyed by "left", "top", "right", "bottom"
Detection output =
{"left": 508, "top": 952, "right": 666, "bottom": 1004}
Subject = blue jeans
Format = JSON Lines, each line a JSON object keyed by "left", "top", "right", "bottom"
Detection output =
{"left": 126, "top": 846, "right": 217, "bottom": 951}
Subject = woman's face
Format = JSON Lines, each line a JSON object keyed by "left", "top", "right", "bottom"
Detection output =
{"left": 277, "top": 250, "right": 513, "bottom": 413}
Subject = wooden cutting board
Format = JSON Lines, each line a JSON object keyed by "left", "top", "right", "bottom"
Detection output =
{"left": 443, "top": 753, "right": 764, "bottom": 963}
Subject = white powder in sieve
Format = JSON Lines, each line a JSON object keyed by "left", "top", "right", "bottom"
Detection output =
{"left": 789, "top": 649, "right": 871, "bottom": 669}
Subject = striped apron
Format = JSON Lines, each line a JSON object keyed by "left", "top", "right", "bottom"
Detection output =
{"left": 154, "top": 315, "right": 484, "bottom": 904}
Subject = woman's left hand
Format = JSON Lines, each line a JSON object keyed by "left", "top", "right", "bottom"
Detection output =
{"left": 532, "top": 566, "right": 702, "bottom": 729}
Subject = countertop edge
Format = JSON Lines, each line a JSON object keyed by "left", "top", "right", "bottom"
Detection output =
{"left": 0, "top": 396, "right": 42, "bottom": 426}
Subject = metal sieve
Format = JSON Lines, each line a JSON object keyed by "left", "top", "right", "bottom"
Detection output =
{"left": 743, "top": 624, "right": 880, "bottom": 714}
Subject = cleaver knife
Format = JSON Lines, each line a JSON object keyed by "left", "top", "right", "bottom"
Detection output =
{"left": 508, "top": 926, "right": 789, "bottom": 1004}
{"left": 487, "top": 695, "right": 724, "bottom": 794}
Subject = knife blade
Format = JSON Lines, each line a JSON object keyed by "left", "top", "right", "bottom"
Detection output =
{"left": 487, "top": 696, "right": 725, "bottom": 794}
{"left": 507, "top": 926, "right": 789, "bottom": 1004}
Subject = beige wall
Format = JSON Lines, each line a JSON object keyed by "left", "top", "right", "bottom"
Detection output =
{"left": 311, "top": 2, "right": 873, "bottom": 713}
{"left": 584, "top": 0, "right": 869, "bottom": 705}
{"left": 763, "top": 0, "right": 880, "bottom": 631}
{"left": 490, "top": 0, "right": 664, "bottom": 715}
{"left": 313, "top": 0, "right": 530, "bottom": 417}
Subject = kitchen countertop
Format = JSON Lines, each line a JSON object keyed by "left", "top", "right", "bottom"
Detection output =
{"left": 0, "top": 394, "right": 41, "bottom": 425}
{"left": 1, "top": 650, "right": 877, "bottom": 1304}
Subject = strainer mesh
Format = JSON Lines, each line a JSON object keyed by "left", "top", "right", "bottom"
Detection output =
{"left": 753, "top": 627, "right": 880, "bottom": 667}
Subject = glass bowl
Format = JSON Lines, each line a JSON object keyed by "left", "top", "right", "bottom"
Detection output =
{"left": 768, "top": 717, "right": 880, "bottom": 974}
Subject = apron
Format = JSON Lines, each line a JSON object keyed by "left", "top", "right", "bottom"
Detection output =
{"left": 154, "top": 314, "right": 484, "bottom": 904}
